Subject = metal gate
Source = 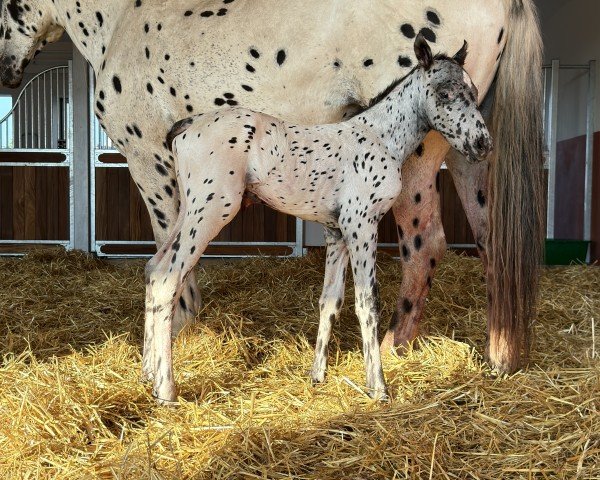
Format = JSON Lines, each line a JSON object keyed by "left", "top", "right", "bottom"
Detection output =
{"left": 0, "top": 63, "right": 74, "bottom": 254}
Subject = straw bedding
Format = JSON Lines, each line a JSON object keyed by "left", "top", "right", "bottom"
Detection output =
{"left": 0, "top": 249, "right": 598, "bottom": 479}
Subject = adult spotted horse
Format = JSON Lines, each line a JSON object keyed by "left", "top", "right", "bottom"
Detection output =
{"left": 0, "top": 0, "right": 544, "bottom": 374}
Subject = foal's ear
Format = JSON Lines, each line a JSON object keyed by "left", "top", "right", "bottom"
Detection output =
{"left": 453, "top": 40, "right": 468, "bottom": 66}
{"left": 414, "top": 33, "right": 433, "bottom": 70}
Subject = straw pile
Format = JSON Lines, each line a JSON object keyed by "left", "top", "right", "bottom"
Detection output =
{"left": 0, "top": 249, "right": 598, "bottom": 479}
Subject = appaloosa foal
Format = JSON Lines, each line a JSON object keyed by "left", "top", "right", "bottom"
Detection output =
{"left": 144, "top": 36, "right": 492, "bottom": 402}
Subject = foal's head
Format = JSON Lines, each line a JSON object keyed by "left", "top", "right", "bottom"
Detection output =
{"left": 415, "top": 34, "right": 492, "bottom": 162}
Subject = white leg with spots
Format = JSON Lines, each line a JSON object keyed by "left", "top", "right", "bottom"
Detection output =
{"left": 310, "top": 228, "right": 349, "bottom": 384}
{"left": 146, "top": 195, "right": 243, "bottom": 401}
{"left": 342, "top": 222, "right": 388, "bottom": 400}
{"left": 126, "top": 149, "right": 202, "bottom": 346}
{"left": 141, "top": 244, "right": 172, "bottom": 383}
{"left": 144, "top": 128, "right": 247, "bottom": 401}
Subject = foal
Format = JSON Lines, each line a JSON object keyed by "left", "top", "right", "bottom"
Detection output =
{"left": 144, "top": 35, "right": 492, "bottom": 402}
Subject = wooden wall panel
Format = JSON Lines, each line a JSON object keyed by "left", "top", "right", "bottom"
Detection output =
{"left": 94, "top": 163, "right": 297, "bottom": 245}
{"left": 0, "top": 152, "right": 479, "bottom": 254}
{"left": 0, "top": 167, "right": 13, "bottom": 239}
{"left": 0, "top": 161, "right": 69, "bottom": 242}
{"left": 12, "top": 167, "right": 25, "bottom": 240}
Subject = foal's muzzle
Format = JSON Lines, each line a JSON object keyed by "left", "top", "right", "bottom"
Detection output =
{"left": 468, "top": 133, "right": 493, "bottom": 162}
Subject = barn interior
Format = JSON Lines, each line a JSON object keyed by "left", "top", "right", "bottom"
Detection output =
{"left": 0, "top": 1, "right": 598, "bottom": 478}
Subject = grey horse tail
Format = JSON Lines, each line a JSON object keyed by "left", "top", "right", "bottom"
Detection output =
{"left": 486, "top": 0, "right": 545, "bottom": 372}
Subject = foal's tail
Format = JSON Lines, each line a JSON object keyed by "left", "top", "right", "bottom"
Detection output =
{"left": 487, "top": 0, "right": 545, "bottom": 372}
{"left": 166, "top": 117, "right": 194, "bottom": 152}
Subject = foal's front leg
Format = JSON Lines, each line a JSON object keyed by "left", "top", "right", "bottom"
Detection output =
{"left": 341, "top": 221, "right": 387, "bottom": 399}
{"left": 310, "top": 227, "right": 349, "bottom": 384}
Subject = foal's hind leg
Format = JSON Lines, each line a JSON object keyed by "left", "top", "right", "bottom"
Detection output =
{"left": 147, "top": 173, "right": 245, "bottom": 401}
{"left": 310, "top": 227, "right": 349, "bottom": 384}
{"left": 381, "top": 133, "right": 449, "bottom": 354}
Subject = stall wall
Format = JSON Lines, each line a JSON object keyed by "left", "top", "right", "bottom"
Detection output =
{"left": 539, "top": 0, "right": 600, "bottom": 260}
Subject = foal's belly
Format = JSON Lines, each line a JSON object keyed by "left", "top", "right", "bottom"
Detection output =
{"left": 247, "top": 180, "right": 339, "bottom": 226}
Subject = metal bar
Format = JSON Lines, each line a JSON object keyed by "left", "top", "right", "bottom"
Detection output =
{"left": 94, "top": 162, "right": 130, "bottom": 168}
{"left": 542, "top": 64, "right": 590, "bottom": 70}
{"left": 50, "top": 68, "right": 53, "bottom": 148}
{"left": 546, "top": 59, "right": 560, "bottom": 239}
{"left": 29, "top": 80, "right": 33, "bottom": 149}
{"left": 36, "top": 76, "right": 40, "bottom": 149}
{"left": 95, "top": 251, "right": 298, "bottom": 259}
{"left": 0, "top": 148, "right": 68, "bottom": 153}
{"left": 0, "top": 66, "right": 68, "bottom": 124}
{"left": 0, "top": 239, "right": 70, "bottom": 244}
{"left": 63, "top": 68, "right": 67, "bottom": 147}
{"left": 294, "top": 218, "right": 305, "bottom": 257}
{"left": 43, "top": 71, "right": 47, "bottom": 149}
{"left": 16, "top": 93, "right": 19, "bottom": 148}
{"left": 96, "top": 240, "right": 298, "bottom": 247}
{"left": 542, "top": 68, "right": 548, "bottom": 147}
{"left": 94, "top": 149, "right": 121, "bottom": 156}
{"left": 23, "top": 86, "right": 27, "bottom": 148}
{"left": 67, "top": 60, "right": 76, "bottom": 250}
{"left": 0, "top": 162, "right": 70, "bottom": 167}
{"left": 89, "top": 66, "right": 97, "bottom": 253}
{"left": 583, "top": 60, "right": 596, "bottom": 249}
{"left": 378, "top": 243, "right": 477, "bottom": 249}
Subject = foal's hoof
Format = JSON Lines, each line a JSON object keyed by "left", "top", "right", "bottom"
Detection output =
{"left": 152, "top": 385, "right": 178, "bottom": 405}
{"left": 368, "top": 388, "right": 390, "bottom": 403}
{"left": 309, "top": 369, "right": 326, "bottom": 386}
{"left": 153, "top": 392, "right": 179, "bottom": 406}
{"left": 153, "top": 396, "right": 180, "bottom": 407}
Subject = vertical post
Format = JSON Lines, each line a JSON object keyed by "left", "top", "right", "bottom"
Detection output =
{"left": 71, "top": 48, "right": 90, "bottom": 251}
{"left": 88, "top": 66, "right": 97, "bottom": 255}
{"left": 546, "top": 59, "right": 560, "bottom": 240}
{"left": 583, "top": 60, "right": 596, "bottom": 259}
{"left": 294, "top": 218, "right": 305, "bottom": 257}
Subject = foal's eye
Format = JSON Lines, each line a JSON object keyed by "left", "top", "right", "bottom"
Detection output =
{"left": 438, "top": 90, "right": 454, "bottom": 101}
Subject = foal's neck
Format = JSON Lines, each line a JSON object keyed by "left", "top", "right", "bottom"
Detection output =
{"left": 351, "top": 70, "right": 429, "bottom": 161}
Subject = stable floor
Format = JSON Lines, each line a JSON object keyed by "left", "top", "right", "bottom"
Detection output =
{"left": 0, "top": 250, "right": 598, "bottom": 479}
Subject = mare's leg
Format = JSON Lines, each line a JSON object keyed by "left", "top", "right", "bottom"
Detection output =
{"left": 341, "top": 220, "right": 387, "bottom": 399}
{"left": 445, "top": 149, "right": 489, "bottom": 269}
{"left": 381, "top": 132, "right": 449, "bottom": 354}
{"left": 127, "top": 150, "right": 202, "bottom": 338}
{"left": 310, "top": 227, "right": 349, "bottom": 384}
{"left": 445, "top": 84, "right": 494, "bottom": 270}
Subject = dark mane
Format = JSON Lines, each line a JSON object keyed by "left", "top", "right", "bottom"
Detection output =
{"left": 351, "top": 53, "right": 456, "bottom": 117}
